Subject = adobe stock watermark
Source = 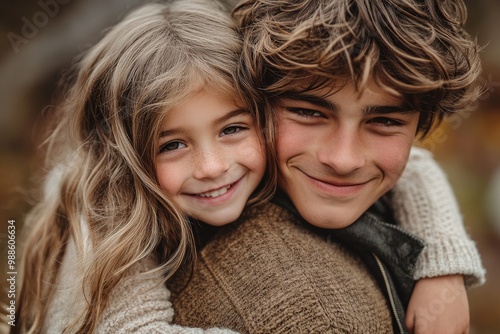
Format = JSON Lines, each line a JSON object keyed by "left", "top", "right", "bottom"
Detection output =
{"left": 420, "top": 73, "right": 500, "bottom": 153}
{"left": 7, "top": 0, "right": 72, "bottom": 54}
{"left": 5, "top": 219, "right": 17, "bottom": 327}
{"left": 413, "top": 277, "right": 467, "bottom": 332}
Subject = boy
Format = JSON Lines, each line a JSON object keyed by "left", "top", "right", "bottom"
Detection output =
{"left": 169, "top": 0, "right": 485, "bottom": 333}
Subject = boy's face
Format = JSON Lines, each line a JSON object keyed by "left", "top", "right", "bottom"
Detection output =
{"left": 276, "top": 79, "right": 419, "bottom": 229}
{"left": 155, "top": 90, "right": 266, "bottom": 226}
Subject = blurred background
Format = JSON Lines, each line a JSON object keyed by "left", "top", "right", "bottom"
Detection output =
{"left": 0, "top": 0, "right": 499, "bottom": 332}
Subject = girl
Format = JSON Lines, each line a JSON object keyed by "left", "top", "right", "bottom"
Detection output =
{"left": 15, "top": 1, "right": 267, "bottom": 332}
{"left": 14, "top": 0, "right": 483, "bottom": 333}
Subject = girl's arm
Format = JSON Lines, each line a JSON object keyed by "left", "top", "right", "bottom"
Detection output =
{"left": 390, "top": 146, "right": 485, "bottom": 287}
{"left": 97, "top": 256, "right": 238, "bottom": 334}
{"left": 391, "top": 147, "right": 484, "bottom": 334}
{"left": 45, "top": 238, "right": 238, "bottom": 334}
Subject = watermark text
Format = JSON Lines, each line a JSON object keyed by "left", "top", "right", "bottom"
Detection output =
{"left": 6, "top": 219, "right": 17, "bottom": 327}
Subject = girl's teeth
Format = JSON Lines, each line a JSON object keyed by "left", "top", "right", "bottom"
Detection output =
{"left": 199, "top": 185, "right": 231, "bottom": 198}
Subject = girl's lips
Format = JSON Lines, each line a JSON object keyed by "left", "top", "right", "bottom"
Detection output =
{"left": 186, "top": 179, "right": 237, "bottom": 197}
{"left": 187, "top": 177, "right": 243, "bottom": 204}
{"left": 197, "top": 184, "right": 232, "bottom": 198}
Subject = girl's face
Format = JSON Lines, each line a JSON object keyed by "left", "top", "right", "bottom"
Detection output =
{"left": 155, "top": 90, "right": 266, "bottom": 226}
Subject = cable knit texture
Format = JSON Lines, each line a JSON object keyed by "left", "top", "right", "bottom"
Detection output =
{"left": 168, "top": 202, "right": 393, "bottom": 334}
{"left": 391, "top": 147, "right": 486, "bottom": 287}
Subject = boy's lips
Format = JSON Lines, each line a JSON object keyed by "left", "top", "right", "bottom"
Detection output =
{"left": 299, "top": 169, "right": 371, "bottom": 187}
{"left": 310, "top": 176, "right": 369, "bottom": 187}
{"left": 298, "top": 170, "right": 373, "bottom": 195}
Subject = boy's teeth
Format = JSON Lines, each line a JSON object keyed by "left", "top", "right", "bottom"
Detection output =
{"left": 199, "top": 185, "right": 231, "bottom": 198}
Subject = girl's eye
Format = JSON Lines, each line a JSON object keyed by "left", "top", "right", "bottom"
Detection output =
{"left": 287, "top": 108, "right": 324, "bottom": 118}
{"left": 160, "top": 141, "right": 187, "bottom": 152}
{"left": 221, "top": 125, "right": 247, "bottom": 136}
{"left": 369, "top": 117, "right": 404, "bottom": 127}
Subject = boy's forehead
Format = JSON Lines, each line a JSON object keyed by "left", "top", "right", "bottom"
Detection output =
{"left": 277, "top": 77, "right": 404, "bottom": 103}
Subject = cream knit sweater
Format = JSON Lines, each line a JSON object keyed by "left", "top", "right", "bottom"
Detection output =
{"left": 43, "top": 237, "right": 236, "bottom": 334}
{"left": 44, "top": 147, "right": 485, "bottom": 332}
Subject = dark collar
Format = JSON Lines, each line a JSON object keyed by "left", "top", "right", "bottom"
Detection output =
{"left": 271, "top": 190, "right": 425, "bottom": 278}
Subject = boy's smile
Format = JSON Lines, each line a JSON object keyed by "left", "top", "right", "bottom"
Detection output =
{"left": 276, "top": 79, "right": 420, "bottom": 229}
{"left": 155, "top": 89, "right": 266, "bottom": 226}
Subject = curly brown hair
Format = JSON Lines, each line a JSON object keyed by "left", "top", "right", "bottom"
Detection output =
{"left": 234, "top": 0, "right": 483, "bottom": 136}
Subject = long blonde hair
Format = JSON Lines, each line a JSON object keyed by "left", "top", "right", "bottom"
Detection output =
{"left": 15, "top": 1, "right": 267, "bottom": 332}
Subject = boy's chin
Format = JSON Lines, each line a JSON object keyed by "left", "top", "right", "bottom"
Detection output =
{"left": 296, "top": 204, "right": 368, "bottom": 230}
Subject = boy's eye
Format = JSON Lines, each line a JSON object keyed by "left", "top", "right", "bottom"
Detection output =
{"left": 369, "top": 117, "right": 404, "bottom": 127}
{"left": 160, "top": 141, "right": 187, "bottom": 152}
{"left": 287, "top": 108, "right": 324, "bottom": 118}
{"left": 221, "top": 125, "right": 247, "bottom": 136}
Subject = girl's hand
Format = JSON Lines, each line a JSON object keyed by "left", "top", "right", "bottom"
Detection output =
{"left": 406, "top": 275, "right": 469, "bottom": 334}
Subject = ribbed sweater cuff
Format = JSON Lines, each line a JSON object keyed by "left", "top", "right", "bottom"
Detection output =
{"left": 394, "top": 146, "right": 486, "bottom": 288}
{"left": 413, "top": 237, "right": 486, "bottom": 288}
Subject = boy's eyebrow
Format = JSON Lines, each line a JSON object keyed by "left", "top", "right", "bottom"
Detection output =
{"left": 159, "top": 108, "right": 249, "bottom": 138}
{"left": 278, "top": 92, "right": 336, "bottom": 111}
{"left": 280, "top": 92, "right": 415, "bottom": 115}
{"left": 363, "top": 105, "right": 416, "bottom": 116}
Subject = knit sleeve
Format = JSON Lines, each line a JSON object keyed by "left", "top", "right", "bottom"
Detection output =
{"left": 390, "top": 146, "right": 485, "bottom": 287}
{"left": 96, "top": 257, "right": 239, "bottom": 334}
{"left": 45, "top": 238, "right": 237, "bottom": 333}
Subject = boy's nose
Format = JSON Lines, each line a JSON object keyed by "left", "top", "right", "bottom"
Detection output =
{"left": 317, "top": 129, "right": 366, "bottom": 175}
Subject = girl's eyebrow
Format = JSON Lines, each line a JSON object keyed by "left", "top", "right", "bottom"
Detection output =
{"left": 159, "top": 108, "right": 249, "bottom": 138}
{"left": 213, "top": 108, "right": 250, "bottom": 126}
{"left": 159, "top": 127, "right": 187, "bottom": 138}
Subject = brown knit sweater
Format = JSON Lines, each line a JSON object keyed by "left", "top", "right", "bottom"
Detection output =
{"left": 168, "top": 202, "right": 393, "bottom": 334}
